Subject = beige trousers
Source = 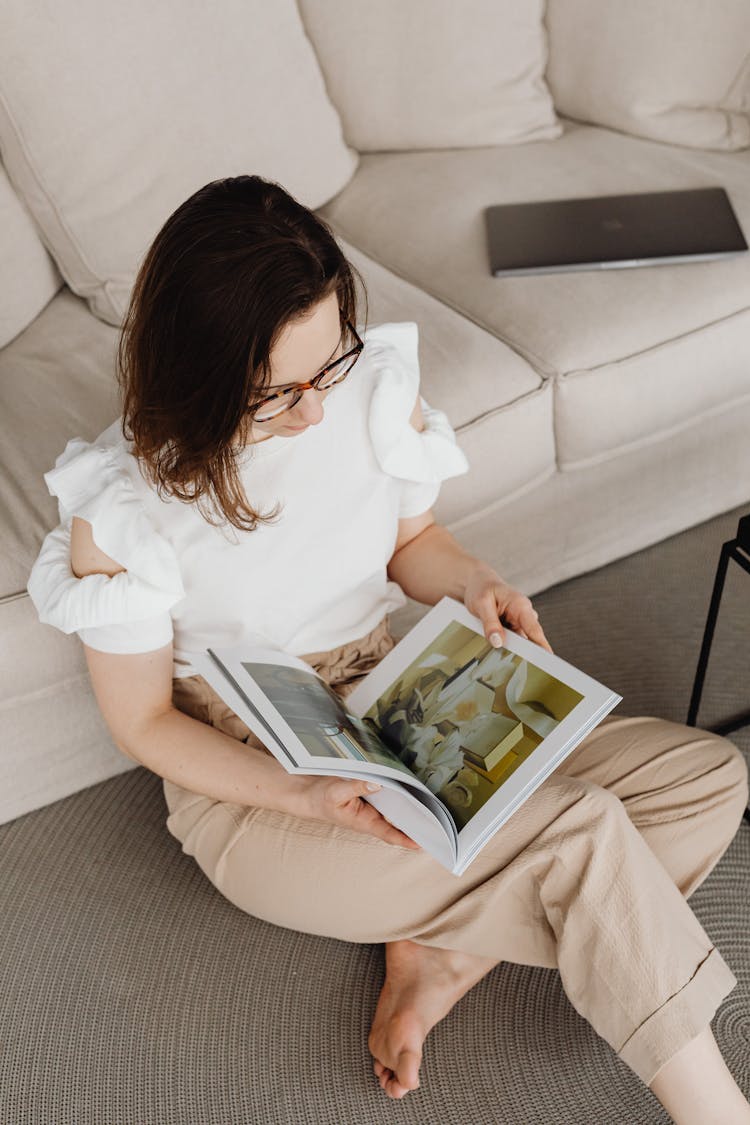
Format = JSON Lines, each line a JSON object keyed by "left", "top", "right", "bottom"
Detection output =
{"left": 163, "top": 617, "right": 749, "bottom": 1086}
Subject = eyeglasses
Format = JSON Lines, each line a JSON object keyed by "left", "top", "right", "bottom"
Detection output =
{"left": 246, "top": 319, "right": 364, "bottom": 422}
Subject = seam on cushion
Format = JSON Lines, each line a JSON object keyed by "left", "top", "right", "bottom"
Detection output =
{"left": 558, "top": 388, "right": 750, "bottom": 471}
{"left": 559, "top": 304, "right": 750, "bottom": 382}
{"left": 551, "top": 371, "right": 562, "bottom": 472}
{"left": 446, "top": 463, "right": 557, "bottom": 531}
{"left": 0, "top": 590, "right": 31, "bottom": 606}
{"left": 454, "top": 380, "right": 552, "bottom": 434}
{"left": 0, "top": 81, "right": 106, "bottom": 294}
{"left": 0, "top": 671, "right": 92, "bottom": 712}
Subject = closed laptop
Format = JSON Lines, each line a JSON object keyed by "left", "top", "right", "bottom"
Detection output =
{"left": 485, "top": 187, "right": 748, "bottom": 277}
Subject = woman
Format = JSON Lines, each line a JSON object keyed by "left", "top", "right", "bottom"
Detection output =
{"left": 28, "top": 175, "right": 750, "bottom": 1121}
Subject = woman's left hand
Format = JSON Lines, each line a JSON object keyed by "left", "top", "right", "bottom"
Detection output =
{"left": 463, "top": 564, "right": 553, "bottom": 653}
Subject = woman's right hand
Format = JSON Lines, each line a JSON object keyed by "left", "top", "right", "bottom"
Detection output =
{"left": 297, "top": 775, "right": 421, "bottom": 850}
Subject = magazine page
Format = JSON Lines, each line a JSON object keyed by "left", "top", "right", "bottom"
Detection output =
{"left": 195, "top": 645, "right": 434, "bottom": 789}
{"left": 347, "top": 597, "right": 622, "bottom": 870}
{"left": 189, "top": 647, "right": 459, "bottom": 869}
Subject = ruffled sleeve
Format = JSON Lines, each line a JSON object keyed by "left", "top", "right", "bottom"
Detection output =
{"left": 366, "top": 322, "right": 469, "bottom": 518}
{"left": 27, "top": 425, "right": 186, "bottom": 654}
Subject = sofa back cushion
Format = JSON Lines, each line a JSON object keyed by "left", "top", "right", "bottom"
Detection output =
{"left": 0, "top": 0, "right": 357, "bottom": 328}
{"left": 297, "top": 0, "right": 561, "bottom": 150}
{"left": 546, "top": 0, "right": 750, "bottom": 151}
{"left": 0, "top": 163, "right": 61, "bottom": 348}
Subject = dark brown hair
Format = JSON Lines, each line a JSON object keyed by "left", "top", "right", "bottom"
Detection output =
{"left": 117, "top": 174, "right": 367, "bottom": 531}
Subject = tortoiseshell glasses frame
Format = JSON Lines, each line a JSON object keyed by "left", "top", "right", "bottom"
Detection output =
{"left": 246, "top": 318, "right": 364, "bottom": 422}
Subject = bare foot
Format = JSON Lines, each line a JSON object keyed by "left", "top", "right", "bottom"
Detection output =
{"left": 368, "top": 938, "right": 500, "bottom": 1099}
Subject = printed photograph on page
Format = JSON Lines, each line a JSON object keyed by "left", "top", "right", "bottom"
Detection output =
{"left": 361, "top": 621, "right": 584, "bottom": 829}
{"left": 240, "top": 659, "right": 416, "bottom": 778}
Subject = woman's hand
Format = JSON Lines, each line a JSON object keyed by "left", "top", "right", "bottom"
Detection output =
{"left": 463, "top": 563, "right": 553, "bottom": 653}
{"left": 297, "top": 775, "right": 421, "bottom": 850}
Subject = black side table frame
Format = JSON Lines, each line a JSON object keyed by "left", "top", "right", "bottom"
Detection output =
{"left": 686, "top": 513, "right": 750, "bottom": 825}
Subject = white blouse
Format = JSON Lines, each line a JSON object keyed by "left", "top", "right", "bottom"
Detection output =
{"left": 27, "top": 322, "right": 469, "bottom": 679}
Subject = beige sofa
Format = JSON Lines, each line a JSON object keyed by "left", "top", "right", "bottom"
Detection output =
{"left": 2, "top": 0, "right": 749, "bottom": 825}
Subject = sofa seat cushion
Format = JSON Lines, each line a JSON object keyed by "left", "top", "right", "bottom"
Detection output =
{"left": 4, "top": 265, "right": 548, "bottom": 604}
{"left": 319, "top": 121, "right": 750, "bottom": 468}
{"left": 0, "top": 0, "right": 356, "bottom": 329}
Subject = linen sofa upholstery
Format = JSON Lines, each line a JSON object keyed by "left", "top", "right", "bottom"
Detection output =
{"left": 0, "top": 161, "right": 61, "bottom": 348}
{"left": 296, "top": 0, "right": 560, "bottom": 150}
{"left": 1, "top": 2, "right": 749, "bottom": 825}
{"left": 0, "top": 0, "right": 357, "bottom": 328}
{"left": 546, "top": 0, "right": 750, "bottom": 151}
{"left": 318, "top": 122, "right": 750, "bottom": 469}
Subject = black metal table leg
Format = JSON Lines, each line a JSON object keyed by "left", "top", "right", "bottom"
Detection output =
{"left": 686, "top": 514, "right": 750, "bottom": 825}
{"left": 686, "top": 540, "right": 733, "bottom": 728}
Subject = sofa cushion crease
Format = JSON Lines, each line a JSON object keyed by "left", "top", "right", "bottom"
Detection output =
{"left": 559, "top": 302, "right": 750, "bottom": 375}
{"left": 439, "top": 381, "right": 556, "bottom": 523}
{"left": 557, "top": 389, "right": 750, "bottom": 472}
{"left": 0, "top": 669, "right": 93, "bottom": 712}
{"left": 454, "top": 381, "right": 555, "bottom": 431}
{"left": 555, "top": 308, "right": 750, "bottom": 464}
{"left": 446, "top": 463, "right": 559, "bottom": 532}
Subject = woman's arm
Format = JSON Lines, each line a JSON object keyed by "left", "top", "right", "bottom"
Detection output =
{"left": 74, "top": 519, "right": 418, "bottom": 849}
{"left": 387, "top": 519, "right": 553, "bottom": 652}
{"left": 72, "top": 516, "right": 303, "bottom": 810}
{"left": 386, "top": 515, "right": 478, "bottom": 605}
{"left": 86, "top": 644, "right": 418, "bottom": 848}
{"left": 85, "top": 641, "right": 315, "bottom": 813}
{"left": 387, "top": 397, "right": 553, "bottom": 653}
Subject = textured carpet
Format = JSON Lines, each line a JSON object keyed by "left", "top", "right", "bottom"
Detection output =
{"left": 1, "top": 503, "right": 749, "bottom": 1125}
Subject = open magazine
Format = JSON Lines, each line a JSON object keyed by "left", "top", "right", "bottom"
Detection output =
{"left": 190, "top": 597, "right": 622, "bottom": 876}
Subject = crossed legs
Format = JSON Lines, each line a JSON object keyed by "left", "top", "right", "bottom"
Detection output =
{"left": 367, "top": 715, "right": 749, "bottom": 1113}
{"left": 165, "top": 703, "right": 749, "bottom": 1116}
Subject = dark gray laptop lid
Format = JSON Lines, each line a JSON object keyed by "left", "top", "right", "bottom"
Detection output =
{"left": 485, "top": 187, "right": 748, "bottom": 277}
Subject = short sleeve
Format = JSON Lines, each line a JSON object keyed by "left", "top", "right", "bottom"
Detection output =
{"left": 27, "top": 427, "right": 185, "bottom": 655}
{"left": 366, "top": 322, "right": 469, "bottom": 518}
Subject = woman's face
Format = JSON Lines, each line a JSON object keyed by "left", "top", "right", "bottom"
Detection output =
{"left": 245, "top": 290, "right": 344, "bottom": 444}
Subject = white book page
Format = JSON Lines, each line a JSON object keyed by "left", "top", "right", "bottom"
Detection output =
{"left": 196, "top": 646, "right": 433, "bottom": 789}
{"left": 189, "top": 648, "right": 458, "bottom": 869}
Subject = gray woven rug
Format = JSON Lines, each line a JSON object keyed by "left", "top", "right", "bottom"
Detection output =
{"left": 2, "top": 503, "right": 749, "bottom": 1125}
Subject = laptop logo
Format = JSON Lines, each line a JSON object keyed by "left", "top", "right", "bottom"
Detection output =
{"left": 602, "top": 217, "right": 625, "bottom": 232}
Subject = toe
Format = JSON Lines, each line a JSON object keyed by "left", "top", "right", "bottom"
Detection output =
{"left": 397, "top": 1049, "right": 421, "bottom": 1091}
{"left": 386, "top": 1076, "right": 412, "bottom": 1099}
